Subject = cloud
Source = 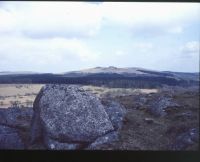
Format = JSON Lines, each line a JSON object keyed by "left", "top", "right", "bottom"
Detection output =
{"left": 101, "top": 2, "right": 199, "bottom": 25}
{"left": 167, "top": 26, "right": 183, "bottom": 34}
{"left": 180, "top": 41, "right": 199, "bottom": 57}
{"left": 0, "top": 2, "right": 199, "bottom": 39}
{"left": 115, "top": 50, "right": 125, "bottom": 56}
{"left": 0, "top": 2, "right": 103, "bottom": 38}
{"left": 100, "top": 2, "right": 199, "bottom": 37}
{"left": 0, "top": 2, "right": 199, "bottom": 72}
{"left": 132, "top": 42, "right": 153, "bottom": 53}
{"left": 0, "top": 36, "right": 99, "bottom": 72}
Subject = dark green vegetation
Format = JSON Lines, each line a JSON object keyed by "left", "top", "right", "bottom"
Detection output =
{"left": 0, "top": 72, "right": 198, "bottom": 88}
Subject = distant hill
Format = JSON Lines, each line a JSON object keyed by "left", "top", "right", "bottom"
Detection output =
{"left": 163, "top": 71, "right": 199, "bottom": 81}
{"left": 64, "top": 66, "right": 199, "bottom": 81}
{"left": 0, "top": 67, "right": 199, "bottom": 88}
{"left": 0, "top": 71, "right": 40, "bottom": 75}
{"left": 64, "top": 66, "right": 150, "bottom": 76}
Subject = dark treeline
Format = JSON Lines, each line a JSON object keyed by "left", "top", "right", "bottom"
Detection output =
{"left": 0, "top": 74, "right": 198, "bottom": 88}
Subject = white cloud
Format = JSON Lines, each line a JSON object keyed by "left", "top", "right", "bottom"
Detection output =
{"left": 133, "top": 42, "right": 153, "bottom": 53}
{"left": 115, "top": 50, "right": 124, "bottom": 56}
{"left": 167, "top": 26, "right": 183, "bottom": 34}
{"left": 0, "top": 2, "right": 199, "bottom": 72}
{"left": 100, "top": 2, "right": 199, "bottom": 36}
{"left": 180, "top": 41, "right": 200, "bottom": 57}
{"left": 101, "top": 2, "right": 199, "bottom": 24}
{"left": 0, "top": 36, "right": 99, "bottom": 72}
{"left": 0, "top": 2, "right": 199, "bottom": 38}
{"left": 0, "top": 2, "right": 103, "bottom": 38}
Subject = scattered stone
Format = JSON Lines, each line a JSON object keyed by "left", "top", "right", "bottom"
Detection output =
{"left": 0, "top": 125, "right": 24, "bottom": 149}
{"left": 30, "top": 84, "right": 114, "bottom": 148}
{"left": 0, "top": 107, "right": 33, "bottom": 130}
{"left": 147, "top": 95, "right": 180, "bottom": 116}
{"left": 44, "top": 137, "right": 83, "bottom": 150}
{"left": 131, "top": 95, "right": 147, "bottom": 109}
{"left": 174, "top": 112, "right": 193, "bottom": 120}
{"left": 104, "top": 101, "right": 126, "bottom": 130}
{"left": 86, "top": 131, "right": 119, "bottom": 150}
{"left": 139, "top": 97, "right": 147, "bottom": 104}
{"left": 144, "top": 118, "right": 154, "bottom": 124}
{"left": 172, "top": 128, "right": 199, "bottom": 150}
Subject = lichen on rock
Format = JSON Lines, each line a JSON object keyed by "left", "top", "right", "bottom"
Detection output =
{"left": 30, "top": 84, "right": 117, "bottom": 149}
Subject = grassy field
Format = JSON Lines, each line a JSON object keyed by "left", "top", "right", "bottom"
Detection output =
{"left": 0, "top": 84, "right": 44, "bottom": 108}
{"left": 82, "top": 85, "right": 158, "bottom": 98}
{"left": 0, "top": 84, "right": 158, "bottom": 108}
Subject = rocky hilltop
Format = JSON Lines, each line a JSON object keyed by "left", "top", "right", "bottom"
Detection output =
{"left": 64, "top": 66, "right": 199, "bottom": 80}
{"left": 64, "top": 66, "right": 148, "bottom": 75}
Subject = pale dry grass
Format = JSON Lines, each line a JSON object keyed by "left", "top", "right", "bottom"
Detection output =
{"left": 82, "top": 85, "right": 158, "bottom": 98}
{"left": 0, "top": 84, "right": 158, "bottom": 108}
{"left": 0, "top": 84, "right": 44, "bottom": 108}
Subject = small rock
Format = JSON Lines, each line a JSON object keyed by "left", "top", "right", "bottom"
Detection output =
{"left": 104, "top": 101, "right": 126, "bottom": 130}
{"left": 0, "top": 125, "right": 24, "bottom": 149}
{"left": 147, "top": 95, "right": 179, "bottom": 116}
{"left": 174, "top": 112, "right": 193, "bottom": 120}
{"left": 144, "top": 118, "right": 154, "bottom": 124}
{"left": 44, "top": 137, "right": 83, "bottom": 150}
{"left": 0, "top": 107, "right": 33, "bottom": 130}
{"left": 172, "top": 128, "right": 199, "bottom": 150}
{"left": 86, "top": 131, "right": 119, "bottom": 150}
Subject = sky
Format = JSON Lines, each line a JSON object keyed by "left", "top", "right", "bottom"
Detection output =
{"left": 0, "top": 2, "right": 199, "bottom": 73}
